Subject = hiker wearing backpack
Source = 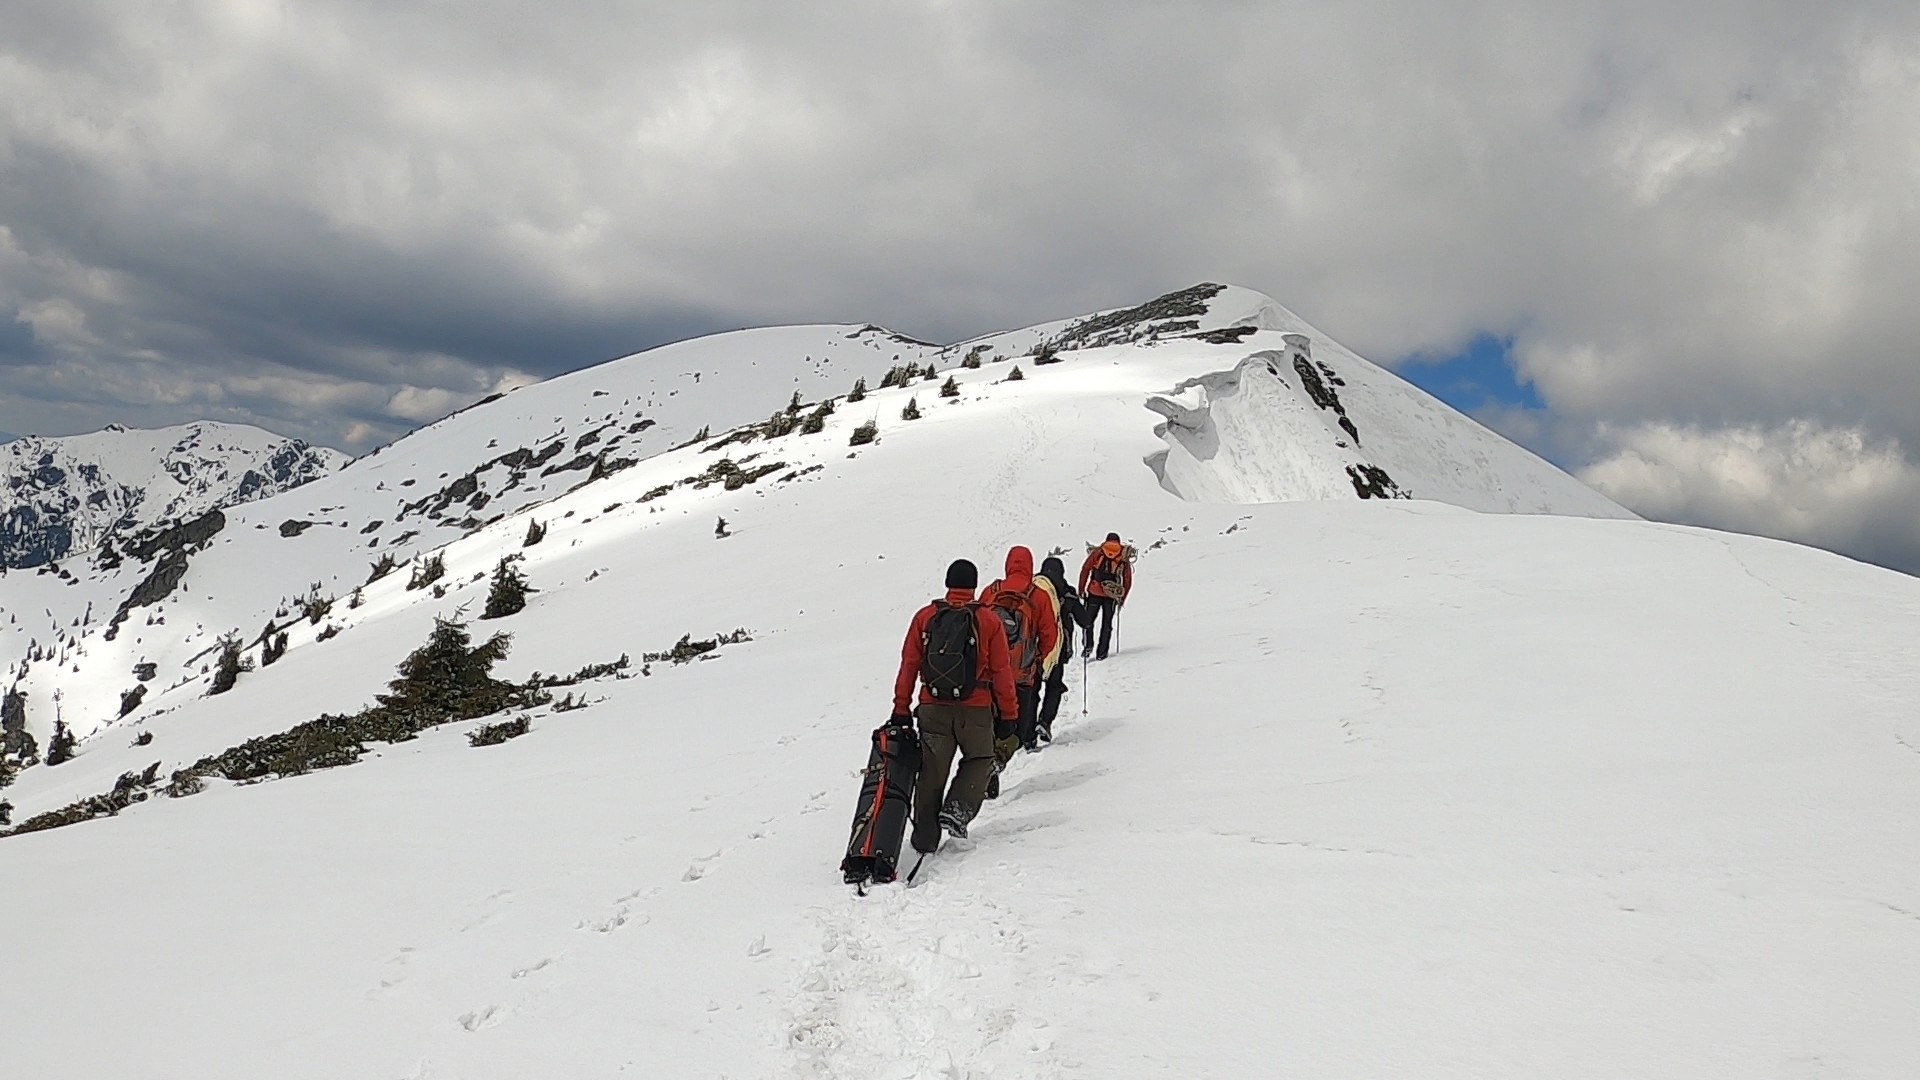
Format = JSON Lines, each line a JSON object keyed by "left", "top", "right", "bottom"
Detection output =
{"left": 1036, "top": 555, "right": 1085, "bottom": 742}
{"left": 893, "top": 558, "right": 1021, "bottom": 851}
{"left": 980, "top": 546, "right": 1061, "bottom": 768}
{"left": 1078, "top": 532, "right": 1134, "bottom": 661}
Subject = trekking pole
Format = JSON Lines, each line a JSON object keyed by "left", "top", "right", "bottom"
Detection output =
{"left": 1081, "top": 647, "right": 1089, "bottom": 717}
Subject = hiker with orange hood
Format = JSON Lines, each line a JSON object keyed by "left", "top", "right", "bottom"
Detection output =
{"left": 980, "top": 546, "right": 1061, "bottom": 774}
{"left": 1078, "top": 532, "right": 1134, "bottom": 661}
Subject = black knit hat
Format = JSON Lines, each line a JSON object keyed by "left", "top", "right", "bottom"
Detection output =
{"left": 1105, "top": 531, "right": 1121, "bottom": 542}
{"left": 945, "top": 558, "right": 978, "bottom": 589}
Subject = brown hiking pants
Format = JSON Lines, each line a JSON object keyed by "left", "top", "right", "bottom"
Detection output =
{"left": 912, "top": 702, "right": 996, "bottom": 853}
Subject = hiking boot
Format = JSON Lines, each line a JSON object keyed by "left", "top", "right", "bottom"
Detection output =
{"left": 1037, "top": 723, "right": 1052, "bottom": 744}
{"left": 939, "top": 802, "right": 972, "bottom": 839}
{"left": 985, "top": 773, "right": 1000, "bottom": 800}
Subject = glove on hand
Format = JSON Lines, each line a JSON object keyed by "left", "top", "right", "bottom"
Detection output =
{"left": 889, "top": 713, "right": 913, "bottom": 727}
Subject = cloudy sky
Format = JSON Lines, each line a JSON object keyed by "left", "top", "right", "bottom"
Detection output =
{"left": 3, "top": 1, "right": 1918, "bottom": 570}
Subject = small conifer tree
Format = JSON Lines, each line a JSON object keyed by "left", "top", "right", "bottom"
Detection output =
{"left": 787, "top": 390, "right": 803, "bottom": 414}
{"left": 367, "top": 553, "right": 398, "bottom": 584}
{"left": 46, "top": 720, "right": 77, "bottom": 765}
{"left": 940, "top": 376, "right": 959, "bottom": 399}
{"left": 847, "top": 377, "right": 867, "bottom": 403}
{"left": 1033, "top": 341, "right": 1062, "bottom": 365}
{"left": 375, "top": 617, "right": 517, "bottom": 731}
{"left": 524, "top": 519, "right": 547, "bottom": 546}
{"left": 481, "top": 557, "right": 533, "bottom": 620}
{"left": 209, "top": 637, "right": 250, "bottom": 696}
{"left": 901, "top": 397, "right": 922, "bottom": 420}
{"left": 261, "top": 631, "right": 289, "bottom": 666}
{"left": 922, "top": 362, "right": 939, "bottom": 381}
{"left": 348, "top": 586, "right": 364, "bottom": 609}
{"left": 1007, "top": 365, "right": 1025, "bottom": 382}
{"left": 850, "top": 420, "right": 879, "bottom": 446}
{"left": 715, "top": 517, "right": 731, "bottom": 539}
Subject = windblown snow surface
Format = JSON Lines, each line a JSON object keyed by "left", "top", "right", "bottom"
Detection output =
{"left": 3, "top": 287, "right": 1916, "bottom": 1078}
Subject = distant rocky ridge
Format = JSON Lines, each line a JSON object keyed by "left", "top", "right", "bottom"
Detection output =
{"left": 1, "top": 422, "right": 348, "bottom": 570}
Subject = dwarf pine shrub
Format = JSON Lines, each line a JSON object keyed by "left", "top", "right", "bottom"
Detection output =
{"left": 469, "top": 716, "right": 529, "bottom": 746}
{"left": 303, "top": 594, "right": 333, "bottom": 625}
{"left": 367, "top": 552, "right": 399, "bottom": 584}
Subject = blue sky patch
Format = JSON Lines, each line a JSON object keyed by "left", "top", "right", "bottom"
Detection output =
{"left": 1395, "top": 333, "right": 1543, "bottom": 413}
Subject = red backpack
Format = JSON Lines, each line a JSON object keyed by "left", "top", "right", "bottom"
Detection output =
{"left": 988, "top": 584, "right": 1043, "bottom": 683}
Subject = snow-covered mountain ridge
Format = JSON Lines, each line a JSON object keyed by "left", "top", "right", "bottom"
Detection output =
{"left": 7, "top": 283, "right": 1910, "bottom": 1078}
{"left": 0, "top": 284, "right": 1625, "bottom": 738}
{"left": 0, "top": 421, "right": 346, "bottom": 570}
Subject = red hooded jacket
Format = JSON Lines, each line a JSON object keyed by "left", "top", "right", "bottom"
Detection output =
{"left": 981, "top": 546, "right": 1061, "bottom": 687}
{"left": 894, "top": 587, "right": 1020, "bottom": 717}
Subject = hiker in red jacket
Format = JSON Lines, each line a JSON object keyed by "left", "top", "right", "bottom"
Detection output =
{"left": 893, "top": 558, "right": 1020, "bottom": 852}
{"left": 980, "top": 545, "right": 1061, "bottom": 775}
{"left": 1078, "top": 532, "right": 1133, "bottom": 661}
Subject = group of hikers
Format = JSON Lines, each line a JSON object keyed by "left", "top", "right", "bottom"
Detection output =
{"left": 843, "top": 533, "right": 1136, "bottom": 886}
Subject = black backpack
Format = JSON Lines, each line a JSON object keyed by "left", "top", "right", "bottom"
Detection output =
{"left": 920, "top": 601, "right": 980, "bottom": 701}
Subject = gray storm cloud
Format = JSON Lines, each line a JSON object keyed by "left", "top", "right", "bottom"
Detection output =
{"left": 3, "top": 0, "right": 1918, "bottom": 568}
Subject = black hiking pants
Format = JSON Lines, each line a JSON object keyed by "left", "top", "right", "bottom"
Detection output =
{"left": 1014, "top": 681, "right": 1043, "bottom": 751}
{"left": 913, "top": 702, "right": 996, "bottom": 853}
{"left": 1039, "top": 658, "right": 1068, "bottom": 732}
{"left": 1086, "top": 596, "right": 1117, "bottom": 659}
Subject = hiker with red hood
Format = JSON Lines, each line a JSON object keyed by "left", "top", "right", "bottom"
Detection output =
{"left": 1079, "top": 532, "right": 1134, "bottom": 661}
{"left": 980, "top": 546, "right": 1062, "bottom": 782}
{"left": 892, "top": 558, "right": 1021, "bottom": 851}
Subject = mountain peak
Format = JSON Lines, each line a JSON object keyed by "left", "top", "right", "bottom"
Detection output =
{"left": 0, "top": 421, "right": 348, "bottom": 570}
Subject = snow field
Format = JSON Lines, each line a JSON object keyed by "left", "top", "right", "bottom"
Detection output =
{"left": 3, "top": 284, "right": 1913, "bottom": 1077}
{"left": 4, "top": 393, "right": 1919, "bottom": 1076}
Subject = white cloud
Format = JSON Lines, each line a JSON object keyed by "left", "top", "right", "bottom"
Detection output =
{"left": 384, "top": 386, "right": 466, "bottom": 423}
{"left": 1, "top": 1, "right": 1919, "bottom": 567}
{"left": 1580, "top": 421, "right": 1920, "bottom": 572}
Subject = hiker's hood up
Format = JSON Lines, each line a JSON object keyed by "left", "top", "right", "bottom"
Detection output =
{"left": 1003, "top": 545, "right": 1035, "bottom": 585}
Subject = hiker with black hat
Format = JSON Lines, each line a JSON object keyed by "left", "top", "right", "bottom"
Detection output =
{"left": 1036, "top": 554, "right": 1085, "bottom": 742}
{"left": 891, "top": 558, "right": 1021, "bottom": 851}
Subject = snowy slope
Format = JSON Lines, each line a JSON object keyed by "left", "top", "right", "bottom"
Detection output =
{"left": 0, "top": 286, "right": 1626, "bottom": 750}
{"left": 0, "top": 325, "right": 939, "bottom": 721}
{"left": 0, "top": 345, "right": 1915, "bottom": 1078}
{"left": 0, "top": 421, "right": 345, "bottom": 569}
